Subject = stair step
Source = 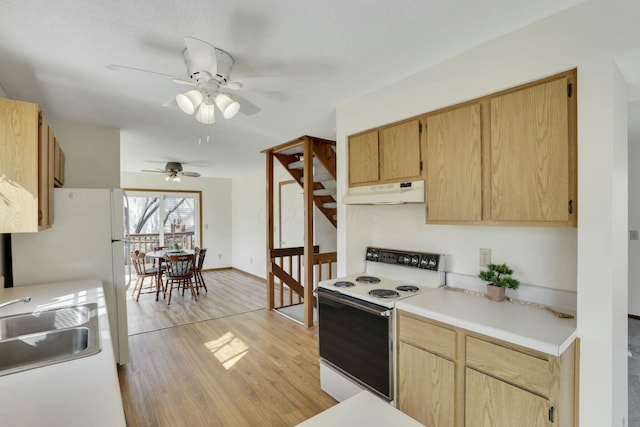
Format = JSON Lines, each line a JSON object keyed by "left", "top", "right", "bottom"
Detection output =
{"left": 314, "top": 188, "right": 336, "bottom": 196}
{"left": 288, "top": 158, "right": 319, "bottom": 170}
{"left": 323, "top": 202, "right": 337, "bottom": 209}
{"left": 300, "top": 173, "right": 334, "bottom": 183}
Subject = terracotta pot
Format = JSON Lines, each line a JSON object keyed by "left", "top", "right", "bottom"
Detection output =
{"left": 486, "top": 284, "right": 506, "bottom": 302}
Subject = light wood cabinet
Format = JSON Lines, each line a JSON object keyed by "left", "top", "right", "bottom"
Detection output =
{"left": 490, "top": 74, "right": 576, "bottom": 225}
{"left": 398, "top": 341, "right": 455, "bottom": 427}
{"left": 0, "top": 98, "right": 58, "bottom": 232}
{"left": 348, "top": 119, "right": 423, "bottom": 187}
{"left": 425, "top": 104, "right": 482, "bottom": 222}
{"left": 465, "top": 368, "right": 551, "bottom": 427}
{"left": 423, "top": 70, "right": 576, "bottom": 226}
{"left": 348, "top": 130, "right": 379, "bottom": 185}
{"left": 379, "top": 119, "right": 422, "bottom": 182}
{"left": 397, "top": 310, "right": 576, "bottom": 427}
{"left": 54, "top": 137, "right": 65, "bottom": 187}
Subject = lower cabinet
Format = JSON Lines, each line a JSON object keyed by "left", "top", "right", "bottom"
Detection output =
{"left": 397, "top": 311, "right": 576, "bottom": 427}
{"left": 465, "top": 368, "right": 551, "bottom": 427}
{"left": 398, "top": 341, "right": 455, "bottom": 427}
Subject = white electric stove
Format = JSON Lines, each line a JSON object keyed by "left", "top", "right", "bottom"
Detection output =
{"left": 316, "top": 247, "right": 445, "bottom": 403}
{"left": 317, "top": 247, "right": 446, "bottom": 308}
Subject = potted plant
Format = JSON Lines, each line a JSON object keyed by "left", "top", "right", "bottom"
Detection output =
{"left": 478, "top": 263, "right": 520, "bottom": 302}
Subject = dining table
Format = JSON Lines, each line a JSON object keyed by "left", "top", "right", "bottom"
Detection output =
{"left": 145, "top": 249, "right": 195, "bottom": 301}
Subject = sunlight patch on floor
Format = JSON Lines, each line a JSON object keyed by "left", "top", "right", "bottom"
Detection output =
{"left": 204, "top": 331, "right": 249, "bottom": 369}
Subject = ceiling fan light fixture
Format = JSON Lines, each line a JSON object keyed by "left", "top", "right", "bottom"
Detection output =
{"left": 195, "top": 103, "right": 216, "bottom": 124}
{"left": 176, "top": 89, "right": 203, "bottom": 115}
{"left": 215, "top": 93, "right": 240, "bottom": 119}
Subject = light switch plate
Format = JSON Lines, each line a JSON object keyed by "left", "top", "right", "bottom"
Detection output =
{"left": 631, "top": 230, "right": 638, "bottom": 240}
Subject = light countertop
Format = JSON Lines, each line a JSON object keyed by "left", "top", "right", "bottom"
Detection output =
{"left": 396, "top": 287, "right": 577, "bottom": 356}
{"left": 296, "top": 391, "right": 423, "bottom": 427}
{"left": 0, "top": 279, "right": 126, "bottom": 427}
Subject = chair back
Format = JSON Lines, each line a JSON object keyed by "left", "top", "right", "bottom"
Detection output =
{"left": 196, "top": 248, "right": 207, "bottom": 271}
{"left": 164, "top": 254, "right": 195, "bottom": 279}
{"left": 131, "top": 250, "right": 149, "bottom": 276}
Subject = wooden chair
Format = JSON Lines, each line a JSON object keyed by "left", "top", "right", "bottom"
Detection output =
{"left": 151, "top": 246, "right": 167, "bottom": 270}
{"left": 163, "top": 253, "right": 197, "bottom": 305}
{"left": 194, "top": 247, "right": 208, "bottom": 294}
{"left": 131, "top": 250, "right": 164, "bottom": 301}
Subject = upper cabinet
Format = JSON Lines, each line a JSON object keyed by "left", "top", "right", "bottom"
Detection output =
{"left": 489, "top": 75, "right": 576, "bottom": 225}
{"left": 54, "top": 137, "right": 65, "bottom": 187}
{"left": 348, "top": 130, "right": 379, "bottom": 185}
{"left": 379, "top": 119, "right": 422, "bottom": 182}
{"left": 346, "top": 69, "right": 577, "bottom": 227}
{"left": 0, "top": 98, "right": 64, "bottom": 233}
{"left": 348, "top": 119, "right": 423, "bottom": 187}
{"left": 425, "top": 104, "right": 482, "bottom": 222}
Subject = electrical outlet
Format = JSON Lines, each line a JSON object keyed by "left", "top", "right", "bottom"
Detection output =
{"left": 630, "top": 230, "right": 638, "bottom": 240}
{"left": 218, "top": 253, "right": 222, "bottom": 259}
{"left": 479, "top": 248, "right": 491, "bottom": 267}
{"left": 250, "top": 257, "right": 253, "bottom": 264}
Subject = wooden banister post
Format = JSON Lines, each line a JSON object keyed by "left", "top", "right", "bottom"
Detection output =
{"left": 303, "top": 137, "right": 315, "bottom": 327}
{"left": 266, "top": 150, "right": 275, "bottom": 309}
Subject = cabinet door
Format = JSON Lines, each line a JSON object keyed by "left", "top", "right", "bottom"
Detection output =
{"left": 490, "top": 77, "right": 570, "bottom": 223}
{"left": 348, "top": 130, "right": 379, "bottom": 185}
{"left": 0, "top": 99, "right": 40, "bottom": 233}
{"left": 398, "top": 341, "right": 455, "bottom": 427}
{"left": 465, "top": 368, "right": 551, "bottom": 427}
{"left": 379, "top": 119, "right": 422, "bottom": 182}
{"left": 426, "top": 104, "right": 482, "bottom": 222}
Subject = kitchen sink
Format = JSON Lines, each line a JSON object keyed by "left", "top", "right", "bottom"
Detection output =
{"left": 0, "top": 304, "right": 96, "bottom": 340}
{"left": 0, "top": 304, "right": 101, "bottom": 376}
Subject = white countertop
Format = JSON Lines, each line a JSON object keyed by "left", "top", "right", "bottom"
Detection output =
{"left": 0, "top": 279, "right": 126, "bottom": 427}
{"left": 396, "top": 287, "right": 577, "bottom": 356}
{"left": 296, "top": 391, "right": 423, "bottom": 427}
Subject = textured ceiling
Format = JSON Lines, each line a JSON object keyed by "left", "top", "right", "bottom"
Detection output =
{"left": 0, "top": 0, "right": 588, "bottom": 178}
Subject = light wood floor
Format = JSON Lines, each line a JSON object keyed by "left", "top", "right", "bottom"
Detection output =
{"left": 126, "top": 269, "right": 269, "bottom": 335}
{"left": 119, "top": 269, "right": 336, "bottom": 426}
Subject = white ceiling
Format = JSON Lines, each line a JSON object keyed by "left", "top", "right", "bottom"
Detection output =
{"left": 0, "top": 0, "right": 596, "bottom": 179}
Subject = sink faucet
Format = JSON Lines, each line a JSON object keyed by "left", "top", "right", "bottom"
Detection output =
{"left": 0, "top": 296, "right": 32, "bottom": 310}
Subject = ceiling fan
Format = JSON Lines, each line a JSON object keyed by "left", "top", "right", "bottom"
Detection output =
{"left": 109, "top": 37, "right": 261, "bottom": 123}
{"left": 141, "top": 162, "right": 201, "bottom": 182}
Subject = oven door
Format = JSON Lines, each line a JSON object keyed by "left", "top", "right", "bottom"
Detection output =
{"left": 316, "top": 287, "right": 393, "bottom": 401}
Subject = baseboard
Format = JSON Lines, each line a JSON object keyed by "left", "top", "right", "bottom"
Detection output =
{"left": 202, "top": 267, "right": 232, "bottom": 273}
{"left": 231, "top": 267, "right": 266, "bottom": 283}
{"left": 629, "top": 314, "right": 640, "bottom": 320}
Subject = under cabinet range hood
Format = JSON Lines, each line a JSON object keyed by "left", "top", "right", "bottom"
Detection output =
{"left": 343, "top": 180, "right": 425, "bottom": 205}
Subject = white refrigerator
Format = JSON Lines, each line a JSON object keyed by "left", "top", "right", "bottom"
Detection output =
{"left": 11, "top": 188, "right": 130, "bottom": 364}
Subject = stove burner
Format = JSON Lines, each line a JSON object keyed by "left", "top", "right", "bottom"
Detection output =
{"left": 369, "top": 289, "right": 400, "bottom": 299}
{"left": 396, "top": 285, "right": 420, "bottom": 292}
{"left": 356, "top": 276, "right": 381, "bottom": 284}
{"left": 333, "top": 281, "right": 355, "bottom": 288}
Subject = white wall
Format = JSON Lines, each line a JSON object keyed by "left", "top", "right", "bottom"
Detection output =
{"left": 629, "top": 100, "right": 640, "bottom": 315}
{"left": 231, "top": 171, "right": 267, "bottom": 278}
{"left": 121, "top": 172, "right": 232, "bottom": 270}
{"left": 336, "top": 0, "right": 636, "bottom": 425}
{"left": 49, "top": 121, "right": 120, "bottom": 189}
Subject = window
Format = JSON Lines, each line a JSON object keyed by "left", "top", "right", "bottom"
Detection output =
{"left": 125, "top": 190, "right": 201, "bottom": 252}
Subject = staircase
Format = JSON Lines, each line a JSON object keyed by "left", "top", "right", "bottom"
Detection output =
{"left": 264, "top": 135, "right": 338, "bottom": 327}
{"left": 273, "top": 140, "right": 337, "bottom": 226}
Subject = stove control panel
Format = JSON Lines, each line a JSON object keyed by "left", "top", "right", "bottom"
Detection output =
{"left": 365, "top": 247, "right": 443, "bottom": 272}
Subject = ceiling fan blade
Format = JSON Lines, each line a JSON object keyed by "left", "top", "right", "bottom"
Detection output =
{"left": 230, "top": 93, "right": 261, "bottom": 115}
{"left": 162, "top": 98, "right": 178, "bottom": 108}
{"left": 184, "top": 37, "right": 218, "bottom": 76}
{"left": 181, "top": 172, "right": 201, "bottom": 177}
{"left": 173, "top": 78, "right": 196, "bottom": 86}
{"left": 141, "top": 169, "right": 168, "bottom": 173}
{"left": 107, "top": 64, "right": 184, "bottom": 81}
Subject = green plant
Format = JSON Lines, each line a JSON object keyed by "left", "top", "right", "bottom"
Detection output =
{"left": 478, "top": 263, "right": 520, "bottom": 290}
